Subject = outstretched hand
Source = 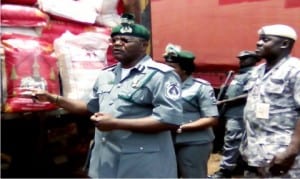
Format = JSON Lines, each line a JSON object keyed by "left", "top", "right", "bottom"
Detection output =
{"left": 19, "top": 88, "right": 52, "bottom": 102}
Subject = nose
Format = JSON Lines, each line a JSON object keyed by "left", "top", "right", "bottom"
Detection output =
{"left": 256, "top": 40, "right": 264, "bottom": 47}
{"left": 256, "top": 39, "right": 263, "bottom": 46}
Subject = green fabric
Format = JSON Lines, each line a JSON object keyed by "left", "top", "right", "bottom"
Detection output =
{"left": 164, "top": 50, "right": 195, "bottom": 63}
{"left": 111, "top": 14, "right": 150, "bottom": 40}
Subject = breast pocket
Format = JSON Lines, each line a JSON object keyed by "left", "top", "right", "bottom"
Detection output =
{"left": 265, "top": 78, "right": 285, "bottom": 94}
{"left": 118, "top": 87, "right": 152, "bottom": 105}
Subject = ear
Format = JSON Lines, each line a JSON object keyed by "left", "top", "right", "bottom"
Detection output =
{"left": 143, "top": 40, "right": 149, "bottom": 46}
{"left": 141, "top": 40, "right": 149, "bottom": 49}
{"left": 280, "top": 39, "right": 290, "bottom": 49}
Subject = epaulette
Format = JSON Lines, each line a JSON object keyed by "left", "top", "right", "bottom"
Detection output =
{"left": 102, "top": 64, "right": 117, "bottom": 71}
{"left": 147, "top": 61, "right": 173, "bottom": 73}
{"left": 193, "top": 78, "right": 210, "bottom": 85}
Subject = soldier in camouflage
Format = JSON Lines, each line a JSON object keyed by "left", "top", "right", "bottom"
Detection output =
{"left": 210, "top": 50, "right": 259, "bottom": 178}
{"left": 240, "top": 24, "right": 300, "bottom": 177}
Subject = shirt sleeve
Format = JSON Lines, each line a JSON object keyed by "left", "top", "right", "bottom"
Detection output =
{"left": 198, "top": 84, "right": 219, "bottom": 117}
{"left": 150, "top": 71, "right": 183, "bottom": 125}
{"left": 86, "top": 78, "right": 100, "bottom": 113}
{"left": 294, "top": 71, "right": 300, "bottom": 109}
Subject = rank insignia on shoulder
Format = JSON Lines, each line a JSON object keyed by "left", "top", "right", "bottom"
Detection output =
{"left": 165, "top": 82, "right": 181, "bottom": 100}
{"left": 131, "top": 78, "right": 140, "bottom": 88}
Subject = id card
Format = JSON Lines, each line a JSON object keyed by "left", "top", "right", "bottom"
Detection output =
{"left": 256, "top": 103, "right": 270, "bottom": 119}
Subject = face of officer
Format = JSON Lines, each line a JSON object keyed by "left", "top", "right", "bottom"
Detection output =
{"left": 256, "top": 34, "right": 292, "bottom": 62}
{"left": 111, "top": 35, "right": 148, "bottom": 68}
{"left": 165, "top": 62, "right": 187, "bottom": 81}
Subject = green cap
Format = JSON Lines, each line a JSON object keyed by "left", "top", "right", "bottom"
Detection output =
{"left": 111, "top": 13, "right": 150, "bottom": 40}
{"left": 163, "top": 44, "right": 195, "bottom": 63}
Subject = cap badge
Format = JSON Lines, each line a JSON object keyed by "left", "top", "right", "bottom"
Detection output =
{"left": 163, "top": 43, "right": 181, "bottom": 57}
{"left": 120, "top": 14, "right": 134, "bottom": 34}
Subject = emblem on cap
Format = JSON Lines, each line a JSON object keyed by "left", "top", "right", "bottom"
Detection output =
{"left": 120, "top": 14, "right": 135, "bottom": 34}
{"left": 163, "top": 43, "right": 181, "bottom": 57}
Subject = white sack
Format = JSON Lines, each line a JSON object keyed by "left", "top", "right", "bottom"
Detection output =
{"left": 54, "top": 31, "right": 110, "bottom": 101}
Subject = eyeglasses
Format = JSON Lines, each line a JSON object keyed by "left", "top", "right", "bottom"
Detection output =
{"left": 110, "top": 37, "right": 142, "bottom": 44}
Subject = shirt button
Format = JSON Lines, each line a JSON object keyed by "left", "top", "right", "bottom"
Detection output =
{"left": 139, "top": 147, "right": 144, "bottom": 150}
{"left": 101, "top": 137, "right": 106, "bottom": 142}
{"left": 109, "top": 101, "right": 114, "bottom": 105}
{"left": 117, "top": 84, "right": 121, "bottom": 88}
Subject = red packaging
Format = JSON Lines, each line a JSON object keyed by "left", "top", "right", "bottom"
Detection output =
{"left": 1, "top": 0, "right": 37, "bottom": 6}
{"left": 2, "top": 34, "right": 60, "bottom": 113}
{"left": 1, "top": 4, "right": 49, "bottom": 27}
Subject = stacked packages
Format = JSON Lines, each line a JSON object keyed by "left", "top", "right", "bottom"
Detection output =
{"left": 1, "top": 0, "right": 124, "bottom": 112}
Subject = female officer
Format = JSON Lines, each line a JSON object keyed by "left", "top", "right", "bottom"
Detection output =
{"left": 163, "top": 44, "right": 219, "bottom": 178}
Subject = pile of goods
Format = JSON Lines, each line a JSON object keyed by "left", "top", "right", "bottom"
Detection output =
{"left": 1, "top": 0, "right": 124, "bottom": 112}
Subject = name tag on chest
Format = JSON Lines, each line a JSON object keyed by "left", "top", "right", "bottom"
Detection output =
{"left": 255, "top": 102, "right": 270, "bottom": 119}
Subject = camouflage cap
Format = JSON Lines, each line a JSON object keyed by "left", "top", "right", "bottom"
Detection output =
{"left": 258, "top": 24, "right": 297, "bottom": 41}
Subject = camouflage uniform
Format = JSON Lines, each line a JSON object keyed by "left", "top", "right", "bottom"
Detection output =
{"left": 240, "top": 56, "right": 300, "bottom": 177}
{"left": 218, "top": 67, "right": 254, "bottom": 171}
